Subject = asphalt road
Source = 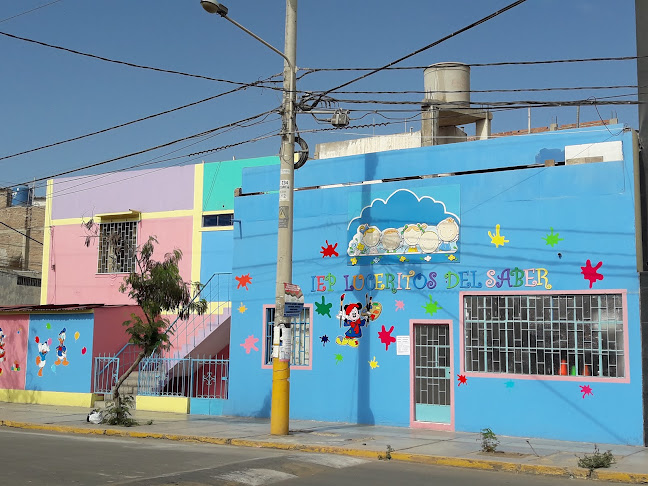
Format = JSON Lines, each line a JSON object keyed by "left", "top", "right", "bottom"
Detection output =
{"left": 0, "top": 428, "right": 622, "bottom": 485}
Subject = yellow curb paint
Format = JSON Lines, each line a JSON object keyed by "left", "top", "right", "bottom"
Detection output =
{"left": 135, "top": 396, "right": 189, "bottom": 414}
{"left": 2, "top": 419, "right": 647, "bottom": 484}
{"left": 0, "top": 390, "right": 94, "bottom": 407}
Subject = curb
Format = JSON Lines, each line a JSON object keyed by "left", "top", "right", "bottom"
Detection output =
{"left": 3, "top": 420, "right": 648, "bottom": 484}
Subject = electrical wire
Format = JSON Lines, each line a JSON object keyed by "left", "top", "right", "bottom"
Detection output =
{"left": 0, "top": 221, "right": 43, "bottom": 245}
{"left": 318, "top": 85, "right": 641, "bottom": 96}
{"left": 0, "top": 1, "right": 62, "bottom": 23}
{"left": 306, "top": 0, "right": 528, "bottom": 108}
{"left": 0, "top": 30, "right": 284, "bottom": 88}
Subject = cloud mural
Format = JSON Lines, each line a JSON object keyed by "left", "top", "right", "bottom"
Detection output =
{"left": 347, "top": 188, "right": 460, "bottom": 265}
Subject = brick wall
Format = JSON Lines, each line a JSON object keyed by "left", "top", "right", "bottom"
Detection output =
{"left": 0, "top": 189, "right": 45, "bottom": 273}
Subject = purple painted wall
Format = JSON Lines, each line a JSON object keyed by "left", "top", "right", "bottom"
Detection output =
{"left": 52, "top": 166, "right": 195, "bottom": 220}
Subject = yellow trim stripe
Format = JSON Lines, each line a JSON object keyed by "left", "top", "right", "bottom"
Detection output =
{"left": 136, "top": 396, "right": 190, "bottom": 414}
{"left": 0, "top": 390, "right": 95, "bottom": 407}
{"left": 201, "top": 226, "right": 234, "bottom": 232}
{"left": 51, "top": 209, "right": 195, "bottom": 226}
{"left": 40, "top": 179, "right": 53, "bottom": 305}
{"left": 191, "top": 163, "right": 204, "bottom": 285}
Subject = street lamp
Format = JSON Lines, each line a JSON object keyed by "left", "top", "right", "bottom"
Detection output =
{"left": 200, "top": 0, "right": 297, "bottom": 436}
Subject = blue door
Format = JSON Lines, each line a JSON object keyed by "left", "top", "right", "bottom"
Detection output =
{"left": 414, "top": 323, "right": 451, "bottom": 424}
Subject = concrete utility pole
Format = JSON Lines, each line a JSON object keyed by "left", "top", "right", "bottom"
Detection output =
{"left": 271, "top": 0, "right": 297, "bottom": 436}
{"left": 200, "top": 0, "right": 297, "bottom": 436}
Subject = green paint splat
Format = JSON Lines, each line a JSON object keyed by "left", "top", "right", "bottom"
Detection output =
{"left": 315, "top": 296, "right": 333, "bottom": 318}
{"left": 46, "top": 323, "right": 51, "bottom": 330}
{"left": 334, "top": 353, "right": 343, "bottom": 364}
{"left": 422, "top": 295, "right": 442, "bottom": 316}
{"left": 543, "top": 227, "right": 564, "bottom": 247}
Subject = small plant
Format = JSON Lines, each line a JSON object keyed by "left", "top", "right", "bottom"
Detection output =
{"left": 378, "top": 444, "right": 394, "bottom": 460}
{"left": 102, "top": 395, "right": 139, "bottom": 427}
{"left": 577, "top": 445, "right": 615, "bottom": 471}
{"left": 480, "top": 428, "right": 500, "bottom": 453}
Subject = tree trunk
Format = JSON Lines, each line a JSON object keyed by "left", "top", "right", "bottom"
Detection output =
{"left": 112, "top": 350, "right": 145, "bottom": 408}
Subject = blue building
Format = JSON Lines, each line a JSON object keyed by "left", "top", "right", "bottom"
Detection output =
{"left": 225, "top": 124, "right": 646, "bottom": 445}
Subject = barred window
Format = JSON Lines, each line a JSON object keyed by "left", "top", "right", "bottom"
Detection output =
{"left": 264, "top": 306, "right": 311, "bottom": 367}
{"left": 97, "top": 221, "right": 137, "bottom": 274}
{"left": 202, "top": 213, "right": 233, "bottom": 228}
{"left": 463, "top": 294, "right": 625, "bottom": 378}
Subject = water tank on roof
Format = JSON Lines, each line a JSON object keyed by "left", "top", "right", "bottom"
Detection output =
{"left": 11, "top": 185, "right": 31, "bottom": 207}
{"left": 424, "top": 62, "right": 470, "bottom": 107}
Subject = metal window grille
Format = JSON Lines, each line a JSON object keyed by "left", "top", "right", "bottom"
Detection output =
{"left": 463, "top": 294, "right": 625, "bottom": 378}
{"left": 191, "top": 357, "right": 229, "bottom": 399}
{"left": 97, "top": 221, "right": 137, "bottom": 273}
{"left": 17, "top": 276, "right": 41, "bottom": 287}
{"left": 202, "top": 213, "right": 233, "bottom": 227}
{"left": 138, "top": 357, "right": 191, "bottom": 397}
{"left": 415, "top": 324, "right": 451, "bottom": 406}
{"left": 264, "top": 307, "right": 311, "bottom": 367}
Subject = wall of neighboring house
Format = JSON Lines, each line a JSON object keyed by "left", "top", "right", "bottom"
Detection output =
{"left": 0, "top": 188, "right": 44, "bottom": 272}
{"left": 227, "top": 124, "right": 644, "bottom": 445}
{"left": 0, "top": 270, "right": 41, "bottom": 305}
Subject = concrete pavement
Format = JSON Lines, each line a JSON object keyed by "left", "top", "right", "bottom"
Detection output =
{"left": 1, "top": 401, "right": 647, "bottom": 483}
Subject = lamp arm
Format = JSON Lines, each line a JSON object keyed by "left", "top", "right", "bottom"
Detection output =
{"left": 223, "top": 15, "right": 293, "bottom": 70}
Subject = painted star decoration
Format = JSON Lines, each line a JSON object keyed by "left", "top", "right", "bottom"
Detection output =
{"left": 395, "top": 300, "right": 405, "bottom": 312}
{"left": 581, "top": 260, "right": 604, "bottom": 289}
{"left": 422, "top": 295, "right": 442, "bottom": 316}
{"left": 457, "top": 374, "right": 467, "bottom": 386}
{"left": 368, "top": 356, "right": 380, "bottom": 369}
{"left": 320, "top": 240, "right": 339, "bottom": 258}
{"left": 580, "top": 385, "right": 594, "bottom": 399}
{"left": 235, "top": 273, "right": 253, "bottom": 290}
{"left": 334, "top": 353, "right": 343, "bottom": 365}
{"left": 314, "top": 295, "right": 333, "bottom": 318}
{"left": 378, "top": 325, "right": 396, "bottom": 351}
{"left": 488, "top": 224, "right": 509, "bottom": 248}
{"left": 237, "top": 302, "right": 247, "bottom": 314}
{"left": 320, "top": 335, "right": 329, "bottom": 346}
{"left": 542, "top": 227, "right": 564, "bottom": 247}
{"left": 240, "top": 335, "right": 259, "bottom": 354}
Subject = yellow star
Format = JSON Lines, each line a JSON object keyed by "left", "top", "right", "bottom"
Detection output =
{"left": 350, "top": 257, "right": 358, "bottom": 266}
{"left": 368, "top": 356, "right": 379, "bottom": 369}
{"left": 238, "top": 302, "right": 247, "bottom": 314}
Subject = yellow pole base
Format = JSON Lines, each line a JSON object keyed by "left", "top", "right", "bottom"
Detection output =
{"left": 270, "top": 358, "right": 290, "bottom": 435}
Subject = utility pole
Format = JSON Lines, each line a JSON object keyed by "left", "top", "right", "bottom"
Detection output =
{"left": 270, "top": 0, "right": 298, "bottom": 436}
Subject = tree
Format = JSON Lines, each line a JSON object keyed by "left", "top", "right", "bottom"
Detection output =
{"left": 111, "top": 236, "right": 207, "bottom": 411}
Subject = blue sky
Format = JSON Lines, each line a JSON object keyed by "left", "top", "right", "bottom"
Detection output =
{"left": 0, "top": 0, "right": 638, "bottom": 196}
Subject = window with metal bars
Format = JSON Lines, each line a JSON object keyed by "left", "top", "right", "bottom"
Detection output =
{"left": 463, "top": 293, "right": 625, "bottom": 378}
{"left": 202, "top": 213, "right": 233, "bottom": 228}
{"left": 264, "top": 306, "right": 311, "bottom": 367}
{"left": 97, "top": 221, "right": 137, "bottom": 274}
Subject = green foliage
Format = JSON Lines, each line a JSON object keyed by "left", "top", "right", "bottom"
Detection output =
{"left": 578, "top": 445, "right": 615, "bottom": 471}
{"left": 480, "top": 428, "right": 500, "bottom": 453}
{"left": 378, "top": 444, "right": 394, "bottom": 461}
{"left": 102, "top": 395, "right": 138, "bottom": 427}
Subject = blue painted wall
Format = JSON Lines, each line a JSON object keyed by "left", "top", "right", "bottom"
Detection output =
{"left": 25, "top": 313, "right": 95, "bottom": 393}
{"left": 227, "top": 126, "right": 644, "bottom": 445}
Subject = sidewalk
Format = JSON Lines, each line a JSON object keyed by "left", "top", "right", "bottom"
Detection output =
{"left": 1, "top": 402, "right": 647, "bottom": 484}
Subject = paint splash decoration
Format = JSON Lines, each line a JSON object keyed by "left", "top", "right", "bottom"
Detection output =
{"left": 46, "top": 323, "right": 51, "bottom": 330}
{"left": 543, "top": 227, "right": 564, "bottom": 247}
{"left": 488, "top": 224, "right": 509, "bottom": 248}
{"left": 240, "top": 335, "right": 259, "bottom": 354}
{"left": 422, "top": 295, "right": 442, "bottom": 316}
{"left": 350, "top": 257, "right": 358, "bottom": 266}
{"left": 320, "top": 240, "right": 339, "bottom": 258}
{"left": 581, "top": 260, "right": 604, "bottom": 288}
{"left": 235, "top": 274, "right": 253, "bottom": 290}
{"left": 74, "top": 331, "right": 80, "bottom": 341}
{"left": 315, "top": 296, "right": 333, "bottom": 318}
{"left": 504, "top": 380, "right": 515, "bottom": 389}
{"left": 378, "top": 325, "right": 396, "bottom": 351}
{"left": 457, "top": 374, "right": 467, "bottom": 386}
{"left": 580, "top": 385, "right": 593, "bottom": 399}
{"left": 320, "top": 335, "right": 329, "bottom": 346}
{"left": 395, "top": 300, "right": 405, "bottom": 312}
{"left": 238, "top": 303, "right": 247, "bottom": 314}
{"left": 334, "top": 353, "right": 343, "bottom": 364}
{"left": 368, "top": 356, "right": 379, "bottom": 369}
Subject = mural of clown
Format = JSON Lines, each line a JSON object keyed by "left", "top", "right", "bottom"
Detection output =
{"left": 55, "top": 327, "right": 69, "bottom": 366}
{"left": 35, "top": 337, "right": 49, "bottom": 377}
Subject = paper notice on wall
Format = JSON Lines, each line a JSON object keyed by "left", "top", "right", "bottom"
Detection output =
{"left": 396, "top": 336, "right": 410, "bottom": 355}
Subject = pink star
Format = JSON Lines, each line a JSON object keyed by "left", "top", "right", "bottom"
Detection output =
{"left": 240, "top": 335, "right": 259, "bottom": 354}
{"left": 395, "top": 300, "right": 404, "bottom": 311}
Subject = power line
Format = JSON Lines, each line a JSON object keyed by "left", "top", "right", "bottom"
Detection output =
{"left": 307, "top": 0, "right": 528, "bottom": 108}
{"left": 321, "top": 85, "right": 641, "bottom": 96}
{"left": 0, "top": 76, "right": 279, "bottom": 163}
{"left": 0, "top": 1, "right": 62, "bottom": 23}
{"left": 0, "top": 30, "right": 283, "bottom": 88}
{"left": 0, "top": 221, "right": 43, "bottom": 245}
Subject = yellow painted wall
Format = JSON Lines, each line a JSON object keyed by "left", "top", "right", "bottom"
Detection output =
{"left": 0, "top": 389, "right": 96, "bottom": 407}
{"left": 136, "top": 395, "right": 189, "bottom": 414}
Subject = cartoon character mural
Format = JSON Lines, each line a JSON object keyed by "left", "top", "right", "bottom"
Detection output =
{"left": 347, "top": 188, "right": 461, "bottom": 265}
{"left": 55, "top": 328, "right": 69, "bottom": 366}
{"left": 335, "top": 293, "right": 381, "bottom": 347}
{"left": 0, "top": 328, "right": 5, "bottom": 375}
{"left": 34, "top": 337, "right": 50, "bottom": 377}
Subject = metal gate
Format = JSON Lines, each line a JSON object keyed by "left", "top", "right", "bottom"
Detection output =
{"left": 413, "top": 323, "right": 451, "bottom": 425}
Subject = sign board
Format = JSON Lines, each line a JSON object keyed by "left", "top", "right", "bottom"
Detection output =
{"left": 283, "top": 283, "right": 304, "bottom": 317}
{"left": 396, "top": 335, "right": 410, "bottom": 355}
